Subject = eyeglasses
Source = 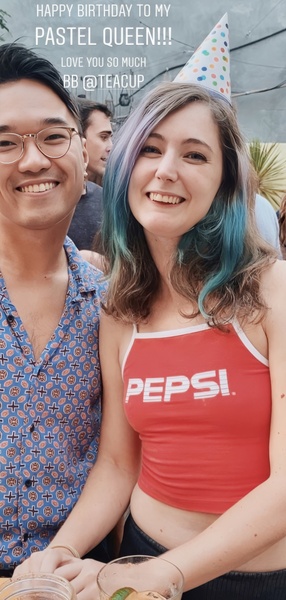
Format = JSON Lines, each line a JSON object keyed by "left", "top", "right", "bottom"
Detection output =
{"left": 0, "top": 126, "right": 80, "bottom": 164}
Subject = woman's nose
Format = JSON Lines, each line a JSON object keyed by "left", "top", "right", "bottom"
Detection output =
{"left": 155, "top": 152, "right": 178, "bottom": 182}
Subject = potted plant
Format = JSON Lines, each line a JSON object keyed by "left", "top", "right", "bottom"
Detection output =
{"left": 248, "top": 139, "right": 286, "bottom": 211}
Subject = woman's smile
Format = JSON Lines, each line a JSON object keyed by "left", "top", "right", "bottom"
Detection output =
{"left": 147, "top": 192, "right": 185, "bottom": 205}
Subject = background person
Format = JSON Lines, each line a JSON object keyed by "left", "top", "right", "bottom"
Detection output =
{"left": 67, "top": 99, "right": 113, "bottom": 250}
{"left": 13, "top": 15, "right": 286, "bottom": 600}
{"left": 67, "top": 180, "right": 103, "bottom": 250}
{"left": 277, "top": 193, "right": 286, "bottom": 259}
{"left": 255, "top": 193, "right": 281, "bottom": 255}
{"left": 76, "top": 98, "right": 113, "bottom": 187}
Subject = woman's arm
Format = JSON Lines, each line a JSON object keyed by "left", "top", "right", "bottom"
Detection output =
{"left": 162, "top": 259, "right": 286, "bottom": 590}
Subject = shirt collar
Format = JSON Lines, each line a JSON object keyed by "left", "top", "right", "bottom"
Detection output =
{"left": 64, "top": 236, "right": 107, "bottom": 301}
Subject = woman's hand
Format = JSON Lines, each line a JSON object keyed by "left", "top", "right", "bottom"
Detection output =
{"left": 55, "top": 558, "right": 105, "bottom": 600}
{"left": 12, "top": 547, "right": 76, "bottom": 577}
{"left": 13, "top": 551, "right": 105, "bottom": 600}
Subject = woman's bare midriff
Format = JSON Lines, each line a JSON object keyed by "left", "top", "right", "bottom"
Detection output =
{"left": 130, "top": 484, "right": 286, "bottom": 572}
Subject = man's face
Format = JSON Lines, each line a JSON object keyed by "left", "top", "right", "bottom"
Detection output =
{"left": 84, "top": 110, "right": 113, "bottom": 183}
{"left": 0, "top": 78, "right": 88, "bottom": 232}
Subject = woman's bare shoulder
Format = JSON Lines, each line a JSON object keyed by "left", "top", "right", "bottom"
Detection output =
{"left": 261, "top": 258, "right": 286, "bottom": 287}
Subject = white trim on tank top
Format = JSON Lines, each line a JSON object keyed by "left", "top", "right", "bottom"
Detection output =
{"left": 121, "top": 320, "right": 268, "bottom": 376}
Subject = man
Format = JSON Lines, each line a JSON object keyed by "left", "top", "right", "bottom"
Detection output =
{"left": 0, "top": 42, "right": 109, "bottom": 575}
{"left": 76, "top": 98, "right": 113, "bottom": 186}
{"left": 255, "top": 193, "right": 281, "bottom": 256}
{"left": 277, "top": 194, "right": 286, "bottom": 259}
{"left": 67, "top": 100, "right": 113, "bottom": 250}
{"left": 67, "top": 180, "right": 103, "bottom": 250}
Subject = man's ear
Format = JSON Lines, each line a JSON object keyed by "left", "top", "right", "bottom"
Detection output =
{"left": 82, "top": 136, "right": 89, "bottom": 167}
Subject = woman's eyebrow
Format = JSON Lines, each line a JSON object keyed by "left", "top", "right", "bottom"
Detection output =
{"left": 183, "top": 138, "right": 213, "bottom": 152}
{"left": 147, "top": 132, "right": 213, "bottom": 152}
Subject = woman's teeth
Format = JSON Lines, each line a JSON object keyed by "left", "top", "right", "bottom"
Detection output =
{"left": 149, "top": 192, "right": 182, "bottom": 205}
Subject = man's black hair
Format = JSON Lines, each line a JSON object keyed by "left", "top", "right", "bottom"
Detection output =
{"left": 0, "top": 42, "right": 81, "bottom": 130}
{"left": 76, "top": 97, "right": 112, "bottom": 135}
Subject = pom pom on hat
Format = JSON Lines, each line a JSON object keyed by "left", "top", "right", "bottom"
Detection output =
{"left": 174, "top": 13, "right": 231, "bottom": 105}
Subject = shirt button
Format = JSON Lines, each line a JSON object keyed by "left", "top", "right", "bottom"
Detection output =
{"left": 23, "top": 533, "right": 29, "bottom": 542}
{"left": 7, "top": 315, "right": 15, "bottom": 325}
{"left": 25, "top": 479, "right": 32, "bottom": 488}
{"left": 29, "top": 424, "right": 35, "bottom": 433}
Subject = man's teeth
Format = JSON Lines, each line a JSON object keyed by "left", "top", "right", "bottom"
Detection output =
{"left": 149, "top": 192, "right": 182, "bottom": 205}
{"left": 19, "top": 182, "right": 57, "bottom": 193}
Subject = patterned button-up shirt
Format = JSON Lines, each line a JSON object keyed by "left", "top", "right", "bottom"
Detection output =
{"left": 0, "top": 238, "right": 106, "bottom": 570}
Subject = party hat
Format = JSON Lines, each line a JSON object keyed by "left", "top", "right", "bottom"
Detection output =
{"left": 174, "top": 13, "right": 231, "bottom": 104}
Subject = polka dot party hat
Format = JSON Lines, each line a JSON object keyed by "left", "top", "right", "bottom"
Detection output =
{"left": 174, "top": 13, "right": 231, "bottom": 104}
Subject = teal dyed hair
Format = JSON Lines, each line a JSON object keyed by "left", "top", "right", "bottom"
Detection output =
{"left": 177, "top": 192, "right": 248, "bottom": 317}
{"left": 101, "top": 82, "right": 272, "bottom": 323}
{"left": 176, "top": 149, "right": 251, "bottom": 317}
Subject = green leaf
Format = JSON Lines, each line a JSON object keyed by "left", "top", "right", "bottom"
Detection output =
{"left": 248, "top": 140, "right": 286, "bottom": 210}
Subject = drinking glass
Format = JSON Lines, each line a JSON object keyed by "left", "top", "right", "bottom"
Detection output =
{"left": 0, "top": 573, "right": 76, "bottom": 600}
{"left": 97, "top": 555, "right": 184, "bottom": 600}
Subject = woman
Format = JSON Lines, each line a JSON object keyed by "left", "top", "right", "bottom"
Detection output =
{"left": 14, "top": 82, "right": 286, "bottom": 599}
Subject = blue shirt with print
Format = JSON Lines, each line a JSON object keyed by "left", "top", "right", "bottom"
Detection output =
{"left": 0, "top": 237, "right": 106, "bottom": 570}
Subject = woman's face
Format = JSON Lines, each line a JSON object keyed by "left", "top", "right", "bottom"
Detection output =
{"left": 128, "top": 101, "right": 224, "bottom": 245}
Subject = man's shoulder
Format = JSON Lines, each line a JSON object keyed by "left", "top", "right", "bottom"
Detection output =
{"left": 85, "top": 181, "right": 102, "bottom": 200}
{"left": 254, "top": 193, "right": 280, "bottom": 252}
{"left": 75, "top": 181, "right": 102, "bottom": 207}
{"left": 255, "top": 193, "right": 276, "bottom": 216}
{"left": 64, "top": 237, "right": 107, "bottom": 294}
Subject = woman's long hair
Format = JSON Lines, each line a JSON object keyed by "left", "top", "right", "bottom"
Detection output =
{"left": 101, "top": 82, "right": 276, "bottom": 326}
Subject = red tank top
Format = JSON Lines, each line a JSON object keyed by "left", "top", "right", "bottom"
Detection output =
{"left": 122, "top": 322, "right": 271, "bottom": 513}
